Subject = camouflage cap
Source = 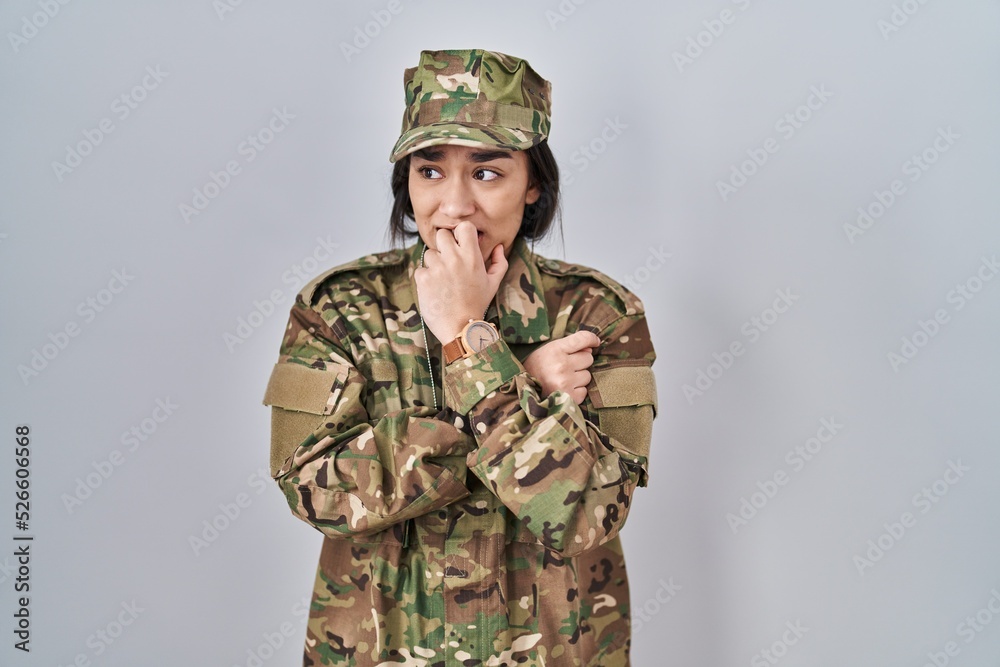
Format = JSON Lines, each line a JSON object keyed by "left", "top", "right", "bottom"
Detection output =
{"left": 388, "top": 48, "right": 552, "bottom": 163}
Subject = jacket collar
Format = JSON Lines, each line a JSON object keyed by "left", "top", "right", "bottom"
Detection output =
{"left": 406, "top": 234, "right": 552, "bottom": 345}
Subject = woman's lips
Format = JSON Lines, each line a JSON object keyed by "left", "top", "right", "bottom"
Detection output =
{"left": 436, "top": 226, "right": 483, "bottom": 236}
{"left": 435, "top": 227, "right": 484, "bottom": 243}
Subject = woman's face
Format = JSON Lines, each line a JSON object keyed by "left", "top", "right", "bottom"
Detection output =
{"left": 408, "top": 144, "right": 540, "bottom": 265}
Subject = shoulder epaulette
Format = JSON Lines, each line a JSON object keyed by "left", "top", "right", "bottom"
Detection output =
{"left": 536, "top": 256, "right": 643, "bottom": 317}
{"left": 299, "top": 248, "right": 406, "bottom": 306}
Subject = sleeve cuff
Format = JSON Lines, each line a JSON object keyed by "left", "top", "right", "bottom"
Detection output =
{"left": 443, "top": 336, "right": 525, "bottom": 415}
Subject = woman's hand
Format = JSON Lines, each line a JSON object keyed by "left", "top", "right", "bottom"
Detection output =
{"left": 523, "top": 330, "right": 602, "bottom": 404}
{"left": 414, "top": 221, "right": 507, "bottom": 344}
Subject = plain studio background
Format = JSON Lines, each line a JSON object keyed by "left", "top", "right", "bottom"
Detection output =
{"left": 2, "top": 1, "right": 999, "bottom": 665}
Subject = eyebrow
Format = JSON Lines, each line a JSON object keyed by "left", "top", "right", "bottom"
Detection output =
{"left": 413, "top": 147, "right": 514, "bottom": 163}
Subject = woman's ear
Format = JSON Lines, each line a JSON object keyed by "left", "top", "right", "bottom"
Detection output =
{"left": 525, "top": 181, "right": 541, "bottom": 205}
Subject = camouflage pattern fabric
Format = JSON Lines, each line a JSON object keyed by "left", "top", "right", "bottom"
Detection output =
{"left": 262, "top": 234, "right": 658, "bottom": 666}
{"left": 389, "top": 49, "right": 552, "bottom": 163}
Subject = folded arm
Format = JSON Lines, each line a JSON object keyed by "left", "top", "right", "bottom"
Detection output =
{"left": 263, "top": 296, "right": 471, "bottom": 539}
{"left": 444, "top": 312, "right": 658, "bottom": 557}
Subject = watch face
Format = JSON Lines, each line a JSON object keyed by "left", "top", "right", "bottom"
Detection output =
{"left": 465, "top": 321, "right": 499, "bottom": 352}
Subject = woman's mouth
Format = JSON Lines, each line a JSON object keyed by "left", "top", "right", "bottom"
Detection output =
{"left": 435, "top": 226, "right": 483, "bottom": 238}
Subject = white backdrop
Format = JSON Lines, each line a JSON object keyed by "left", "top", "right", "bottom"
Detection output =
{"left": 2, "top": 1, "right": 999, "bottom": 665}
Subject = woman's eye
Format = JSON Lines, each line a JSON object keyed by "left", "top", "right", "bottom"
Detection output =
{"left": 416, "top": 166, "right": 500, "bottom": 181}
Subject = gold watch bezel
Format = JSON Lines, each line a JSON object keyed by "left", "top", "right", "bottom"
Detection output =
{"left": 459, "top": 319, "right": 499, "bottom": 357}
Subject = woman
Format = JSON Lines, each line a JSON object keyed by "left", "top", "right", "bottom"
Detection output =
{"left": 262, "top": 48, "right": 658, "bottom": 666}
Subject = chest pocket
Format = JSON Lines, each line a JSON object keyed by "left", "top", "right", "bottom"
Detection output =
{"left": 358, "top": 357, "right": 411, "bottom": 419}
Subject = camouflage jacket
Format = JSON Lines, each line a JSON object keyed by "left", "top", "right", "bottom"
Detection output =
{"left": 262, "top": 233, "right": 658, "bottom": 666}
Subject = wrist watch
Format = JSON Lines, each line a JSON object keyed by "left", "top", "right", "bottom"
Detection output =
{"left": 443, "top": 319, "right": 500, "bottom": 364}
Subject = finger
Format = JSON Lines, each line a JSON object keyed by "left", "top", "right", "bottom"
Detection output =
{"left": 454, "top": 221, "right": 479, "bottom": 248}
{"left": 435, "top": 227, "right": 458, "bottom": 255}
{"left": 485, "top": 243, "right": 507, "bottom": 280}
{"left": 561, "top": 329, "right": 602, "bottom": 353}
{"left": 567, "top": 348, "right": 595, "bottom": 371}
{"left": 420, "top": 247, "right": 447, "bottom": 273}
{"left": 572, "top": 368, "right": 592, "bottom": 389}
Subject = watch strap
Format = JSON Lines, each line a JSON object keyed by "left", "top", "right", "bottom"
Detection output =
{"left": 443, "top": 337, "right": 467, "bottom": 365}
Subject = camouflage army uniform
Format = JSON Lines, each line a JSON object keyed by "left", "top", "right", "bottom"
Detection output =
{"left": 262, "top": 233, "right": 658, "bottom": 666}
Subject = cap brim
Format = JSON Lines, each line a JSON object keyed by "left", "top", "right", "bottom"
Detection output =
{"left": 389, "top": 122, "right": 544, "bottom": 163}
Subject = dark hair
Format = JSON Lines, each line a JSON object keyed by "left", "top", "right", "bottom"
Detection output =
{"left": 385, "top": 140, "right": 563, "bottom": 253}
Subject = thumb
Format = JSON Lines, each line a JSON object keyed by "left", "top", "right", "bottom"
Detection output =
{"left": 562, "top": 329, "right": 602, "bottom": 352}
{"left": 485, "top": 243, "right": 507, "bottom": 284}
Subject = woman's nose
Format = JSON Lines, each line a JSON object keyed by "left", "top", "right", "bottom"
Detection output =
{"left": 437, "top": 175, "right": 476, "bottom": 219}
